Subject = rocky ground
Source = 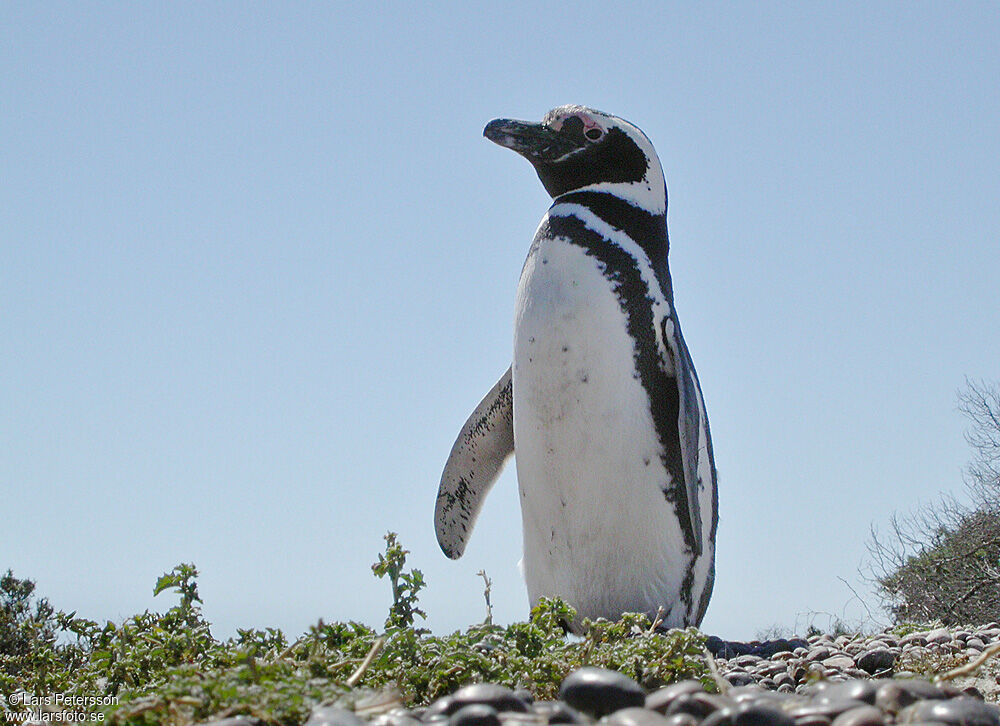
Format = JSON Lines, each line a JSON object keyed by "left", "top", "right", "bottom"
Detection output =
{"left": 708, "top": 623, "right": 1000, "bottom": 696}
{"left": 285, "top": 624, "right": 1000, "bottom": 726}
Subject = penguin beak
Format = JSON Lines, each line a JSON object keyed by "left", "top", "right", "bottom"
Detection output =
{"left": 484, "top": 118, "right": 581, "bottom": 163}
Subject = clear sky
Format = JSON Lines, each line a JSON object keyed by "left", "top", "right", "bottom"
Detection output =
{"left": 3, "top": 2, "right": 998, "bottom": 641}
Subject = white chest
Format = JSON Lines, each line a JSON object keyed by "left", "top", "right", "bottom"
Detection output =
{"left": 511, "top": 231, "right": 689, "bottom": 622}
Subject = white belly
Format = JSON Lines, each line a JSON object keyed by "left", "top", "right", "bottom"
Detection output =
{"left": 512, "top": 233, "right": 693, "bottom": 625}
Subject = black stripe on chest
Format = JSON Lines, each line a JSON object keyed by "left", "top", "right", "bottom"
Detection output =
{"left": 540, "top": 212, "right": 697, "bottom": 558}
{"left": 556, "top": 190, "right": 673, "bottom": 301}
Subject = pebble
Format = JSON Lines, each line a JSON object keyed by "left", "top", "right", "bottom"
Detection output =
{"left": 647, "top": 682, "right": 708, "bottom": 714}
{"left": 605, "top": 707, "right": 673, "bottom": 726}
{"left": 306, "top": 708, "right": 367, "bottom": 726}
{"left": 898, "top": 699, "right": 1000, "bottom": 726}
{"left": 448, "top": 705, "right": 500, "bottom": 726}
{"left": 315, "top": 624, "right": 1000, "bottom": 726}
{"left": 532, "top": 701, "right": 587, "bottom": 724}
{"left": 855, "top": 650, "right": 895, "bottom": 675}
{"left": 560, "top": 667, "right": 646, "bottom": 718}
{"left": 445, "top": 684, "right": 529, "bottom": 715}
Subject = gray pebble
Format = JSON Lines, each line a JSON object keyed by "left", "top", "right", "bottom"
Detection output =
{"left": 560, "top": 667, "right": 645, "bottom": 718}
{"left": 665, "top": 693, "right": 730, "bottom": 720}
{"left": 737, "top": 704, "right": 796, "bottom": 726}
{"left": 424, "top": 699, "right": 455, "bottom": 721}
{"left": 898, "top": 699, "right": 1000, "bottom": 726}
{"left": 370, "top": 710, "right": 422, "bottom": 726}
{"left": 790, "top": 700, "right": 873, "bottom": 720}
{"left": 532, "top": 701, "right": 587, "bottom": 724}
{"left": 604, "top": 707, "right": 673, "bottom": 726}
{"left": 830, "top": 706, "right": 885, "bottom": 726}
{"left": 794, "top": 716, "right": 832, "bottom": 726}
{"left": 446, "top": 685, "right": 529, "bottom": 715}
{"left": 855, "top": 650, "right": 895, "bottom": 676}
{"left": 662, "top": 715, "right": 701, "bottom": 726}
{"left": 646, "top": 681, "right": 707, "bottom": 714}
{"left": 822, "top": 656, "right": 856, "bottom": 670}
{"left": 924, "top": 629, "right": 953, "bottom": 645}
{"left": 306, "top": 708, "right": 366, "bottom": 726}
{"left": 814, "top": 681, "right": 877, "bottom": 705}
{"left": 448, "top": 705, "right": 500, "bottom": 726}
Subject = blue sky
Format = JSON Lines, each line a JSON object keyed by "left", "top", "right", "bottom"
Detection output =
{"left": 3, "top": 2, "right": 998, "bottom": 641}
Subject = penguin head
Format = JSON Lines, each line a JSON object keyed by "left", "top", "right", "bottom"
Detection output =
{"left": 484, "top": 105, "right": 666, "bottom": 212}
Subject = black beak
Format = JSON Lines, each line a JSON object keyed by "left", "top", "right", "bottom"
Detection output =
{"left": 484, "top": 118, "right": 581, "bottom": 162}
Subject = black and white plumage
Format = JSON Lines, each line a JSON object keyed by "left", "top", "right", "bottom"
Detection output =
{"left": 435, "top": 105, "right": 718, "bottom": 629}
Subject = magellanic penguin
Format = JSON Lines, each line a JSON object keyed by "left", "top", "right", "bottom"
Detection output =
{"left": 435, "top": 105, "right": 718, "bottom": 630}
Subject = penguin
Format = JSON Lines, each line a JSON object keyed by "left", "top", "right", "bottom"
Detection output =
{"left": 435, "top": 105, "right": 718, "bottom": 630}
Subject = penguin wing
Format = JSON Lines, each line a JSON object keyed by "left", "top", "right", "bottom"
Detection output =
{"left": 664, "top": 318, "right": 705, "bottom": 556}
{"left": 435, "top": 366, "right": 514, "bottom": 559}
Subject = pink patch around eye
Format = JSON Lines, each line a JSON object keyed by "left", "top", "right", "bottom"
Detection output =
{"left": 579, "top": 114, "right": 599, "bottom": 129}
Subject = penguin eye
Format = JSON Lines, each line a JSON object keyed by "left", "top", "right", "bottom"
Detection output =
{"left": 585, "top": 128, "right": 603, "bottom": 141}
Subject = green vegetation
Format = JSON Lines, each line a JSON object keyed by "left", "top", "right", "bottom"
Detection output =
{"left": 868, "top": 380, "right": 1000, "bottom": 626}
{"left": 1, "top": 534, "right": 711, "bottom": 726}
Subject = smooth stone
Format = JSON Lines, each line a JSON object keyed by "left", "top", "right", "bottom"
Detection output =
{"left": 830, "top": 707, "right": 885, "bottom": 726}
{"left": 203, "top": 720, "right": 265, "bottom": 726}
{"left": 305, "top": 708, "right": 366, "bottom": 726}
{"left": 662, "top": 715, "right": 700, "bottom": 726}
{"left": 532, "top": 701, "right": 587, "bottom": 724}
{"left": 821, "top": 656, "right": 856, "bottom": 670}
{"left": 856, "top": 649, "right": 895, "bottom": 675}
{"left": 880, "top": 680, "right": 948, "bottom": 707}
{"left": 701, "top": 707, "right": 735, "bottom": 726}
{"left": 794, "top": 717, "right": 832, "bottom": 726}
{"left": 900, "top": 634, "right": 928, "bottom": 647}
{"left": 425, "top": 699, "right": 456, "bottom": 720}
{"left": 757, "top": 663, "right": 787, "bottom": 678}
{"left": 815, "top": 682, "right": 877, "bottom": 705}
{"left": 703, "top": 704, "right": 797, "bottom": 726}
{"left": 773, "top": 673, "right": 795, "bottom": 690}
{"left": 758, "top": 640, "right": 805, "bottom": 658}
{"left": 370, "top": 712, "right": 422, "bottom": 726}
{"left": 665, "top": 693, "right": 730, "bottom": 720}
{"left": 447, "top": 685, "right": 529, "bottom": 715}
{"left": 809, "top": 647, "right": 834, "bottom": 661}
{"left": 449, "top": 705, "right": 500, "bottom": 726}
{"left": 734, "top": 703, "right": 796, "bottom": 726}
{"left": 727, "top": 673, "right": 757, "bottom": 687}
{"left": 604, "top": 708, "right": 673, "bottom": 726}
{"left": 498, "top": 716, "right": 537, "bottom": 726}
{"left": 727, "top": 688, "right": 792, "bottom": 704}
{"left": 898, "top": 700, "right": 1000, "bottom": 726}
{"left": 924, "top": 628, "right": 952, "bottom": 645}
{"left": 646, "top": 682, "right": 708, "bottom": 714}
{"left": 843, "top": 669, "right": 873, "bottom": 680}
{"left": 790, "top": 700, "right": 872, "bottom": 720}
{"left": 560, "top": 667, "right": 646, "bottom": 718}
